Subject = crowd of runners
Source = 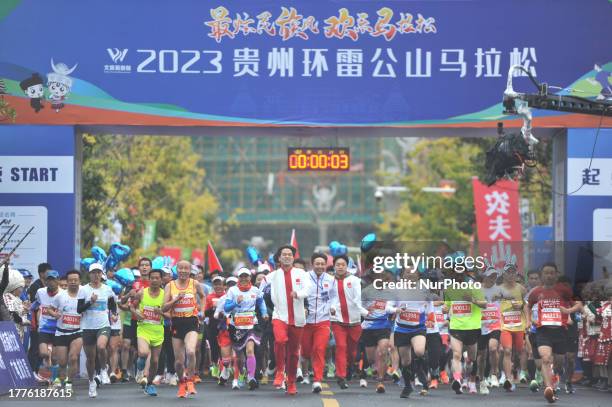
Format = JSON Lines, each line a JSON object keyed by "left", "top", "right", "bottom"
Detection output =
{"left": 1, "top": 244, "right": 611, "bottom": 404}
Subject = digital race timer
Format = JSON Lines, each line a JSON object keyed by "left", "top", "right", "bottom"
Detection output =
{"left": 287, "top": 147, "right": 350, "bottom": 171}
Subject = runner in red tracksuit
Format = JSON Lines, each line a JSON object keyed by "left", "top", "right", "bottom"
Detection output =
{"left": 329, "top": 254, "right": 368, "bottom": 390}
{"left": 264, "top": 245, "right": 311, "bottom": 395}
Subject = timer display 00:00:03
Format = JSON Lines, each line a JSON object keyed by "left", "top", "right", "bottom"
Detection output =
{"left": 288, "top": 152, "right": 350, "bottom": 171}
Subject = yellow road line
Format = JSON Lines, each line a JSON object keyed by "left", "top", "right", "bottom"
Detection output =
{"left": 321, "top": 383, "right": 330, "bottom": 389}
{"left": 322, "top": 398, "right": 340, "bottom": 407}
{"left": 320, "top": 390, "right": 334, "bottom": 396}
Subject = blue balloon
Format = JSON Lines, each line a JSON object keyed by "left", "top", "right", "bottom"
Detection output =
{"left": 337, "top": 244, "right": 348, "bottom": 256}
{"left": 80, "top": 257, "right": 96, "bottom": 270}
{"left": 105, "top": 255, "right": 118, "bottom": 271}
{"left": 171, "top": 265, "right": 178, "bottom": 279}
{"left": 115, "top": 267, "right": 135, "bottom": 286}
{"left": 91, "top": 246, "right": 107, "bottom": 263}
{"left": 152, "top": 256, "right": 165, "bottom": 270}
{"left": 267, "top": 254, "right": 276, "bottom": 269}
{"left": 106, "top": 279, "right": 123, "bottom": 295}
{"left": 329, "top": 241, "right": 342, "bottom": 257}
{"left": 361, "top": 233, "right": 376, "bottom": 252}
{"left": 246, "top": 246, "right": 261, "bottom": 265}
{"left": 110, "top": 243, "right": 131, "bottom": 262}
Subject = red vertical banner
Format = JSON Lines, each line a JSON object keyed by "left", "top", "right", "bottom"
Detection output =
{"left": 159, "top": 246, "right": 182, "bottom": 265}
{"left": 472, "top": 178, "right": 524, "bottom": 274}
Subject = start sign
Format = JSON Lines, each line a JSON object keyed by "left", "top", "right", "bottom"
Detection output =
{"left": 0, "top": 156, "right": 73, "bottom": 194}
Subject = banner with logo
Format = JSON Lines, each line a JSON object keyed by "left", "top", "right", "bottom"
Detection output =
{"left": 472, "top": 178, "right": 524, "bottom": 273}
{"left": 0, "top": 322, "right": 36, "bottom": 395}
{"left": 0, "top": 126, "right": 77, "bottom": 273}
{"left": 0, "top": 0, "right": 610, "bottom": 127}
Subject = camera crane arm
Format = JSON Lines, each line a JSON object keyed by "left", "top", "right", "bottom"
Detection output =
{"left": 502, "top": 65, "right": 612, "bottom": 145}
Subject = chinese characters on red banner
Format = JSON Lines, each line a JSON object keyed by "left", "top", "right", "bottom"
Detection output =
{"left": 472, "top": 178, "right": 524, "bottom": 273}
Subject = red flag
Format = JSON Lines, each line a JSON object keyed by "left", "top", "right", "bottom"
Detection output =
{"left": 207, "top": 241, "right": 223, "bottom": 273}
{"left": 290, "top": 229, "right": 301, "bottom": 259}
{"left": 472, "top": 177, "right": 523, "bottom": 273}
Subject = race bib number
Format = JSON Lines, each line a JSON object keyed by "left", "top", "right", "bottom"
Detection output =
{"left": 143, "top": 306, "right": 161, "bottom": 324}
{"left": 482, "top": 303, "right": 500, "bottom": 321}
{"left": 502, "top": 310, "right": 523, "bottom": 327}
{"left": 175, "top": 294, "right": 195, "bottom": 314}
{"left": 541, "top": 307, "right": 562, "bottom": 326}
{"left": 40, "top": 306, "right": 52, "bottom": 317}
{"left": 61, "top": 314, "right": 81, "bottom": 330}
{"left": 234, "top": 312, "right": 255, "bottom": 329}
{"left": 435, "top": 312, "right": 445, "bottom": 323}
{"left": 398, "top": 310, "right": 421, "bottom": 325}
{"left": 452, "top": 301, "right": 472, "bottom": 317}
{"left": 371, "top": 300, "right": 386, "bottom": 311}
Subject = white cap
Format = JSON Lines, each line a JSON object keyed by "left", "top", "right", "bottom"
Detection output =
{"left": 89, "top": 263, "right": 104, "bottom": 272}
{"left": 161, "top": 266, "right": 173, "bottom": 275}
{"left": 226, "top": 276, "right": 238, "bottom": 285}
{"left": 257, "top": 263, "right": 271, "bottom": 273}
{"left": 212, "top": 275, "right": 225, "bottom": 283}
{"left": 237, "top": 267, "right": 251, "bottom": 277}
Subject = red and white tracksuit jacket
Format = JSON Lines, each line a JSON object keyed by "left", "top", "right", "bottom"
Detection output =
{"left": 264, "top": 267, "right": 311, "bottom": 327}
{"left": 330, "top": 274, "right": 368, "bottom": 324}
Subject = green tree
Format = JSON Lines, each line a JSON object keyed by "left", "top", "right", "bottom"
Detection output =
{"left": 81, "top": 134, "right": 223, "bottom": 262}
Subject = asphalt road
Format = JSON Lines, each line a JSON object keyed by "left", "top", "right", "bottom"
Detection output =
{"left": 1, "top": 378, "right": 611, "bottom": 407}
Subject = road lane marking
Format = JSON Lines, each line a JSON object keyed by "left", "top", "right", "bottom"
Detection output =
{"left": 322, "top": 398, "right": 340, "bottom": 407}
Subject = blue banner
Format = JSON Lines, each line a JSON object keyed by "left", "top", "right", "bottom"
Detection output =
{"left": 0, "top": 0, "right": 610, "bottom": 126}
{"left": 0, "top": 322, "right": 36, "bottom": 395}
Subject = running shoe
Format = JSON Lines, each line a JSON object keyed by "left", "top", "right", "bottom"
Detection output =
{"left": 392, "top": 370, "right": 401, "bottom": 384}
{"left": 414, "top": 377, "right": 424, "bottom": 393}
{"left": 327, "top": 364, "right": 336, "bottom": 378}
{"left": 273, "top": 371, "right": 284, "bottom": 388}
{"left": 440, "top": 370, "right": 450, "bottom": 385}
{"left": 376, "top": 382, "right": 385, "bottom": 393}
{"left": 468, "top": 381, "right": 477, "bottom": 394}
{"left": 52, "top": 378, "right": 62, "bottom": 389}
{"left": 144, "top": 384, "right": 157, "bottom": 396}
{"left": 88, "top": 380, "right": 97, "bottom": 398}
{"left": 100, "top": 368, "right": 110, "bottom": 385}
{"left": 193, "top": 374, "right": 202, "bottom": 384}
{"left": 544, "top": 386, "right": 557, "bottom": 403}
{"left": 519, "top": 370, "right": 528, "bottom": 383}
{"left": 479, "top": 380, "right": 489, "bottom": 395}
{"left": 248, "top": 378, "right": 258, "bottom": 390}
{"left": 312, "top": 381, "right": 322, "bottom": 393}
{"left": 232, "top": 379, "right": 240, "bottom": 390}
{"left": 168, "top": 373, "right": 178, "bottom": 386}
{"left": 152, "top": 375, "right": 163, "bottom": 385}
{"left": 565, "top": 382, "right": 575, "bottom": 394}
{"left": 186, "top": 380, "right": 196, "bottom": 395}
{"left": 302, "top": 376, "right": 310, "bottom": 385}
{"left": 359, "top": 378, "right": 368, "bottom": 388}
{"left": 211, "top": 365, "right": 220, "bottom": 378}
{"left": 121, "top": 369, "right": 130, "bottom": 383}
{"left": 110, "top": 372, "right": 118, "bottom": 383}
{"left": 530, "top": 379, "right": 540, "bottom": 392}
{"left": 490, "top": 374, "right": 500, "bottom": 388}
{"left": 400, "top": 382, "right": 413, "bottom": 398}
{"left": 337, "top": 378, "right": 348, "bottom": 389}
{"left": 287, "top": 381, "right": 297, "bottom": 395}
{"left": 452, "top": 379, "right": 463, "bottom": 394}
{"left": 177, "top": 381, "right": 187, "bottom": 398}
{"left": 429, "top": 378, "right": 439, "bottom": 389}
{"left": 296, "top": 368, "right": 303, "bottom": 383}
